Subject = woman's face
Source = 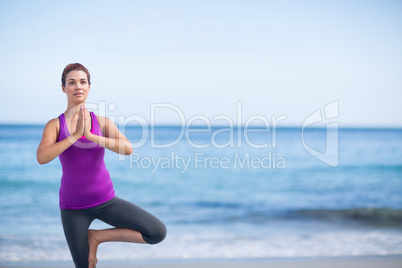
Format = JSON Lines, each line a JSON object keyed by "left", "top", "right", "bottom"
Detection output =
{"left": 62, "top": 70, "right": 90, "bottom": 103}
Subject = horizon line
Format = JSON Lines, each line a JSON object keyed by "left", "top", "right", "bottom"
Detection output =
{"left": 0, "top": 122, "right": 401, "bottom": 130}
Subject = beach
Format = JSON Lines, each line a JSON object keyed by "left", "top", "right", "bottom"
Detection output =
{"left": 2, "top": 255, "right": 402, "bottom": 268}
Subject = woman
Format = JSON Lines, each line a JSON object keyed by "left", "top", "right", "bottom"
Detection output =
{"left": 36, "top": 63, "right": 166, "bottom": 268}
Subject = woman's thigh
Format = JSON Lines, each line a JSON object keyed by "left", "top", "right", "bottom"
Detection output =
{"left": 94, "top": 197, "right": 166, "bottom": 244}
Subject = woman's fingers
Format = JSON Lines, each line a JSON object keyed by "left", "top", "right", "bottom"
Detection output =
{"left": 73, "top": 105, "right": 85, "bottom": 138}
{"left": 82, "top": 105, "right": 91, "bottom": 136}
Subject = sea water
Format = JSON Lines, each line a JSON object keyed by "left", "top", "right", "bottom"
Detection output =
{"left": 0, "top": 125, "right": 402, "bottom": 264}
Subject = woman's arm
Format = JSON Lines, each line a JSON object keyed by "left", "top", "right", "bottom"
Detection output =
{"left": 36, "top": 118, "right": 80, "bottom": 164}
{"left": 85, "top": 112, "right": 133, "bottom": 155}
{"left": 37, "top": 106, "right": 86, "bottom": 164}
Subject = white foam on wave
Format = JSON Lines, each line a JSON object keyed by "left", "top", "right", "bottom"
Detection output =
{"left": 2, "top": 229, "right": 402, "bottom": 262}
{"left": 0, "top": 235, "right": 71, "bottom": 262}
{"left": 97, "top": 230, "right": 402, "bottom": 260}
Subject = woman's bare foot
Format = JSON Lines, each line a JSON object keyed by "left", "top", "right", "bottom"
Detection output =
{"left": 88, "top": 229, "right": 99, "bottom": 268}
{"left": 87, "top": 227, "right": 146, "bottom": 267}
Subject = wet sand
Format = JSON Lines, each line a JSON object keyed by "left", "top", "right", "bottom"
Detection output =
{"left": 1, "top": 255, "right": 402, "bottom": 268}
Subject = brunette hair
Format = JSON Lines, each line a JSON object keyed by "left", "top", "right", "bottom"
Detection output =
{"left": 61, "top": 63, "right": 91, "bottom": 86}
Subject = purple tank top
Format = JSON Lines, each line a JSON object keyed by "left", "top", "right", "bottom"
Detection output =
{"left": 57, "top": 112, "right": 115, "bottom": 209}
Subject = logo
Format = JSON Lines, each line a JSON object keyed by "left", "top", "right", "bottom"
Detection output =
{"left": 302, "top": 100, "right": 339, "bottom": 167}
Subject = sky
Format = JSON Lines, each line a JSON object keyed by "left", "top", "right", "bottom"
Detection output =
{"left": 0, "top": 0, "right": 401, "bottom": 127}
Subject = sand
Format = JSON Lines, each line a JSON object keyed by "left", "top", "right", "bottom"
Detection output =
{"left": 1, "top": 255, "right": 402, "bottom": 268}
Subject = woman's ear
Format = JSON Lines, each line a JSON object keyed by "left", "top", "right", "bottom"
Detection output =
{"left": 62, "top": 85, "right": 66, "bottom": 93}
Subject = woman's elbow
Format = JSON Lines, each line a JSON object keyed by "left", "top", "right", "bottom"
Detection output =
{"left": 37, "top": 156, "right": 48, "bottom": 165}
{"left": 117, "top": 145, "right": 132, "bottom": 155}
{"left": 36, "top": 151, "right": 49, "bottom": 165}
{"left": 125, "top": 146, "right": 133, "bottom": 155}
{"left": 37, "top": 156, "right": 47, "bottom": 165}
{"left": 124, "top": 141, "right": 133, "bottom": 155}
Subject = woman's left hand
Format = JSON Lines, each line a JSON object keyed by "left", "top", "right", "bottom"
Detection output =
{"left": 82, "top": 106, "right": 92, "bottom": 138}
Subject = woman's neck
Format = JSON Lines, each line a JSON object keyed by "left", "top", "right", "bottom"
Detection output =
{"left": 65, "top": 102, "right": 87, "bottom": 118}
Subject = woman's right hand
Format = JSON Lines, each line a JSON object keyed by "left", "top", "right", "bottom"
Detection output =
{"left": 73, "top": 105, "right": 85, "bottom": 140}
{"left": 37, "top": 106, "right": 85, "bottom": 165}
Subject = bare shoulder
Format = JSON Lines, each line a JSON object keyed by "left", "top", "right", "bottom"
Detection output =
{"left": 96, "top": 115, "right": 108, "bottom": 130}
{"left": 96, "top": 115, "right": 125, "bottom": 139}
{"left": 39, "top": 117, "right": 60, "bottom": 144}
{"left": 96, "top": 115, "right": 117, "bottom": 126}
{"left": 96, "top": 115, "right": 107, "bottom": 124}
{"left": 96, "top": 115, "right": 115, "bottom": 135}
{"left": 45, "top": 118, "right": 60, "bottom": 130}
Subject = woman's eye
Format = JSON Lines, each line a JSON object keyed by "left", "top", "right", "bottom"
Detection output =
{"left": 81, "top": 81, "right": 87, "bottom": 84}
{"left": 69, "top": 82, "right": 75, "bottom": 85}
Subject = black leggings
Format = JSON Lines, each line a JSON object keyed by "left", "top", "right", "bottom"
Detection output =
{"left": 61, "top": 196, "right": 166, "bottom": 268}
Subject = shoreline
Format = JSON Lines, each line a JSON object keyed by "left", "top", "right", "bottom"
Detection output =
{"left": 2, "top": 255, "right": 402, "bottom": 268}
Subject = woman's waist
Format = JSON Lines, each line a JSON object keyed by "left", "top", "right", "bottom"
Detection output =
{"left": 60, "top": 170, "right": 111, "bottom": 185}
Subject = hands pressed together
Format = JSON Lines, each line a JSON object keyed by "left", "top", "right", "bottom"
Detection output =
{"left": 69, "top": 105, "right": 132, "bottom": 155}
{"left": 73, "top": 105, "right": 92, "bottom": 140}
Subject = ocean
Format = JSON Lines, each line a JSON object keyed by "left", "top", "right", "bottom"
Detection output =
{"left": 1, "top": 125, "right": 402, "bottom": 265}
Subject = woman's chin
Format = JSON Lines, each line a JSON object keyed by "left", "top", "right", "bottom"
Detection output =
{"left": 70, "top": 97, "right": 86, "bottom": 103}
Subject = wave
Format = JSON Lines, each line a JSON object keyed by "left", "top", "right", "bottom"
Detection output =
{"left": 293, "top": 208, "right": 402, "bottom": 227}
{"left": 171, "top": 201, "right": 402, "bottom": 227}
{"left": 335, "top": 164, "right": 402, "bottom": 171}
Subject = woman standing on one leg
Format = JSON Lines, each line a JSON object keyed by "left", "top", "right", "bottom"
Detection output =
{"left": 37, "top": 63, "right": 166, "bottom": 268}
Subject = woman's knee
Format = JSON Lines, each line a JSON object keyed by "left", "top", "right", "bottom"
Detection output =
{"left": 144, "top": 221, "right": 167, "bottom": 245}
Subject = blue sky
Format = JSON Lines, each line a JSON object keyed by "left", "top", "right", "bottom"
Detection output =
{"left": 0, "top": 0, "right": 401, "bottom": 127}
